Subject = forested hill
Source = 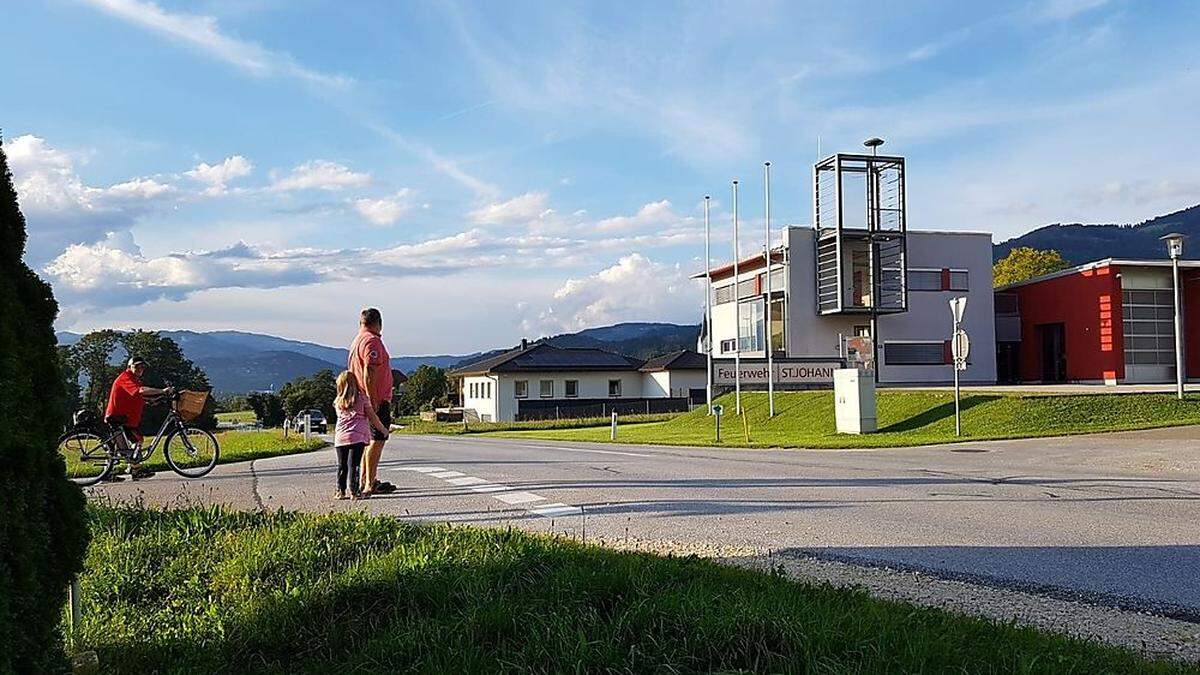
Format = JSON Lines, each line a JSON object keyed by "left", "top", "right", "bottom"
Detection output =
{"left": 993, "top": 204, "right": 1200, "bottom": 265}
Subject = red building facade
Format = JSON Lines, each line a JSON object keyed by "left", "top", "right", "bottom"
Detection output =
{"left": 997, "top": 260, "right": 1200, "bottom": 384}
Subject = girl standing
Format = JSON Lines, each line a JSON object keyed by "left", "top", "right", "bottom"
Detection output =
{"left": 333, "top": 370, "right": 389, "bottom": 500}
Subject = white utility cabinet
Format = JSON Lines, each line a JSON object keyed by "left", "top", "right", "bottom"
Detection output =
{"left": 834, "top": 368, "right": 877, "bottom": 434}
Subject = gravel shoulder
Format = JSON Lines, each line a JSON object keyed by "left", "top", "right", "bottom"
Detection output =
{"left": 591, "top": 536, "right": 1200, "bottom": 663}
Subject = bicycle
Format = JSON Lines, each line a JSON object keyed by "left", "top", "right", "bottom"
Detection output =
{"left": 58, "top": 390, "right": 220, "bottom": 486}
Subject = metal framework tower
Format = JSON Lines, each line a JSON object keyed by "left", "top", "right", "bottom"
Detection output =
{"left": 813, "top": 146, "right": 908, "bottom": 375}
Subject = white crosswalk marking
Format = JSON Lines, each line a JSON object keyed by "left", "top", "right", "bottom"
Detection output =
{"left": 394, "top": 466, "right": 579, "bottom": 519}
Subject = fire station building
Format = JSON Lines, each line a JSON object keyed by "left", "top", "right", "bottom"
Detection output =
{"left": 995, "top": 258, "right": 1200, "bottom": 384}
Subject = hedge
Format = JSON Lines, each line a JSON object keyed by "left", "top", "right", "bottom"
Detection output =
{"left": 0, "top": 135, "right": 89, "bottom": 671}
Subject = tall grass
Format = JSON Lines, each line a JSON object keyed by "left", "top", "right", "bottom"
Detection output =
{"left": 69, "top": 504, "right": 1191, "bottom": 673}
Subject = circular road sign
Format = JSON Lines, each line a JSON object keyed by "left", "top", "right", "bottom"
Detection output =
{"left": 952, "top": 329, "right": 970, "bottom": 364}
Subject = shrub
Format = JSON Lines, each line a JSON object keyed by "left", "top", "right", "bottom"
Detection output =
{"left": 0, "top": 135, "right": 89, "bottom": 671}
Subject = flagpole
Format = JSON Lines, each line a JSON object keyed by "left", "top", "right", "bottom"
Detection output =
{"left": 765, "top": 162, "right": 775, "bottom": 418}
{"left": 704, "top": 195, "right": 713, "bottom": 415}
{"left": 733, "top": 180, "right": 741, "bottom": 416}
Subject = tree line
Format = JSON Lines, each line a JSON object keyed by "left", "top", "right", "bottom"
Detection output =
{"left": 246, "top": 363, "right": 453, "bottom": 426}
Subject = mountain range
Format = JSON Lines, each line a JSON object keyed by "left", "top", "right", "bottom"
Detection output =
{"left": 993, "top": 204, "right": 1200, "bottom": 265}
{"left": 56, "top": 322, "right": 700, "bottom": 395}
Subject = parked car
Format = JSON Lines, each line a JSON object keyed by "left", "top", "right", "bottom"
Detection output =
{"left": 292, "top": 409, "right": 327, "bottom": 433}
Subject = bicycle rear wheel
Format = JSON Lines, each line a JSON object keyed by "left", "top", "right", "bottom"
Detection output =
{"left": 164, "top": 426, "right": 220, "bottom": 478}
{"left": 58, "top": 432, "right": 114, "bottom": 486}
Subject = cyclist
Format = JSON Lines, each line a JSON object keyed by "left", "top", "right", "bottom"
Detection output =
{"left": 104, "top": 356, "right": 172, "bottom": 480}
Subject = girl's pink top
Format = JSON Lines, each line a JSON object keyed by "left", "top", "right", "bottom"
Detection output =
{"left": 334, "top": 393, "right": 373, "bottom": 447}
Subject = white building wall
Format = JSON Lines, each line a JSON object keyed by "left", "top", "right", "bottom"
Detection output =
{"left": 643, "top": 371, "right": 671, "bottom": 397}
{"left": 663, "top": 370, "right": 707, "bottom": 397}
{"left": 461, "top": 375, "right": 499, "bottom": 422}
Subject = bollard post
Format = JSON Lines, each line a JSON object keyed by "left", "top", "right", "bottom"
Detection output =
{"left": 69, "top": 579, "right": 81, "bottom": 647}
{"left": 610, "top": 411, "right": 617, "bottom": 440}
{"left": 713, "top": 404, "right": 723, "bottom": 443}
{"left": 303, "top": 413, "right": 311, "bottom": 442}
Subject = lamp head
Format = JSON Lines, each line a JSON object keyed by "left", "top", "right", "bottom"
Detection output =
{"left": 1161, "top": 233, "right": 1185, "bottom": 259}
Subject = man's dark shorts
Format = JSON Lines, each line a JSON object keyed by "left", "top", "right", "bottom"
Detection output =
{"left": 373, "top": 402, "right": 392, "bottom": 441}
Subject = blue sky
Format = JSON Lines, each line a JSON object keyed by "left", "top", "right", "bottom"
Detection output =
{"left": 4, "top": 0, "right": 1199, "bottom": 352}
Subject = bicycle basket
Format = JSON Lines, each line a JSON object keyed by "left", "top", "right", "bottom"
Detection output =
{"left": 176, "top": 390, "right": 209, "bottom": 421}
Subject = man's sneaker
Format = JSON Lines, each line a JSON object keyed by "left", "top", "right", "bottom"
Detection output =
{"left": 373, "top": 480, "right": 398, "bottom": 494}
{"left": 129, "top": 466, "right": 156, "bottom": 481}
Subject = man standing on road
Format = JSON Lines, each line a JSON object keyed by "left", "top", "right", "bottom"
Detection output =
{"left": 349, "top": 307, "right": 396, "bottom": 496}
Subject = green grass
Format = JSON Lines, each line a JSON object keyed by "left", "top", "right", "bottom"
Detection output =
{"left": 398, "top": 412, "right": 679, "bottom": 435}
{"left": 493, "top": 390, "right": 1200, "bottom": 449}
{"left": 136, "top": 429, "right": 326, "bottom": 471}
{"left": 63, "top": 430, "right": 326, "bottom": 478}
{"left": 215, "top": 410, "right": 256, "bottom": 424}
{"left": 68, "top": 504, "right": 1192, "bottom": 674}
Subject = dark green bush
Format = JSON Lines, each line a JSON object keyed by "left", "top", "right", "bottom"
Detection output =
{"left": 0, "top": 135, "right": 89, "bottom": 672}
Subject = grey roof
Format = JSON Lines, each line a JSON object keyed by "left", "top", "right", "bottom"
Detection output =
{"left": 639, "top": 349, "right": 707, "bottom": 372}
{"left": 451, "top": 342, "right": 644, "bottom": 376}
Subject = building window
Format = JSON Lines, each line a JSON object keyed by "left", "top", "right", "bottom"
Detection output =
{"left": 515, "top": 380, "right": 527, "bottom": 398}
{"left": 565, "top": 380, "right": 578, "bottom": 398}
{"left": 908, "top": 270, "right": 942, "bottom": 291}
{"left": 714, "top": 284, "right": 734, "bottom": 304}
{"left": 949, "top": 270, "right": 969, "bottom": 291}
{"left": 738, "top": 298, "right": 764, "bottom": 351}
{"left": 1123, "top": 289, "right": 1176, "bottom": 365}
{"left": 539, "top": 379, "right": 554, "bottom": 398}
{"left": 608, "top": 379, "right": 622, "bottom": 397}
{"left": 884, "top": 342, "right": 946, "bottom": 366}
{"left": 470, "top": 383, "right": 476, "bottom": 398}
{"left": 720, "top": 339, "right": 737, "bottom": 353}
{"left": 769, "top": 298, "right": 786, "bottom": 353}
{"left": 854, "top": 325, "right": 871, "bottom": 337}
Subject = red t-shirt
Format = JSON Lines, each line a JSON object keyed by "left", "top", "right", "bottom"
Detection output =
{"left": 105, "top": 369, "right": 145, "bottom": 428}
{"left": 348, "top": 329, "right": 393, "bottom": 404}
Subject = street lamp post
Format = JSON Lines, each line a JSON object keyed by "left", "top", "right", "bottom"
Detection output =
{"left": 1161, "top": 233, "right": 1186, "bottom": 400}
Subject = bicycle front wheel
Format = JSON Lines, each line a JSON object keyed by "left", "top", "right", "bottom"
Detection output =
{"left": 164, "top": 426, "right": 220, "bottom": 478}
{"left": 58, "top": 432, "right": 114, "bottom": 486}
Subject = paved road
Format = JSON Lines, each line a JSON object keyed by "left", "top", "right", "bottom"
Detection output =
{"left": 93, "top": 427, "right": 1200, "bottom": 617}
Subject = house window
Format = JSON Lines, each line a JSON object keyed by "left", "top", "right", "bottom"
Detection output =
{"left": 884, "top": 342, "right": 946, "bottom": 366}
{"left": 608, "top": 379, "right": 622, "bottom": 397}
{"left": 486, "top": 382, "right": 491, "bottom": 398}
{"left": 470, "top": 383, "right": 476, "bottom": 398}
{"left": 1123, "top": 289, "right": 1176, "bottom": 365}
{"left": 908, "top": 270, "right": 942, "bottom": 291}
{"left": 714, "top": 284, "right": 734, "bottom": 304}
{"left": 949, "top": 270, "right": 969, "bottom": 291}
{"left": 738, "top": 299, "right": 764, "bottom": 351}
{"left": 565, "top": 380, "right": 578, "bottom": 398}
{"left": 514, "top": 380, "right": 528, "bottom": 398}
{"left": 720, "top": 339, "right": 737, "bottom": 353}
{"left": 539, "top": 379, "right": 554, "bottom": 398}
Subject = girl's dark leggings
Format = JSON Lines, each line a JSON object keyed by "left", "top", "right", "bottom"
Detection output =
{"left": 335, "top": 443, "right": 366, "bottom": 494}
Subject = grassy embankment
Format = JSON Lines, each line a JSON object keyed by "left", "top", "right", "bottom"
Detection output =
{"left": 397, "top": 412, "right": 678, "bottom": 435}
{"left": 67, "top": 504, "right": 1192, "bottom": 674}
{"left": 493, "top": 390, "right": 1200, "bottom": 449}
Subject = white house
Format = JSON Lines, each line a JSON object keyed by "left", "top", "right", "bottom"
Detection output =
{"left": 701, "top": 226, "right": 997, "bottom": 385}
{"left": 452, "top": 342, "right": 706, "bottom": 422}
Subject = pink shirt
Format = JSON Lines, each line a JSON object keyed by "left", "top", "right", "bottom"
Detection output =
{"left": 348, "top": 329, "right": 393, "bottom": 404}
{"left": 334, "top": 393, "right": 373, "bottom": 447}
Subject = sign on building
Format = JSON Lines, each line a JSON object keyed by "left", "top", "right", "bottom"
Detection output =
{"left": 713, "top": 360, "right": 842, "bottom": 386}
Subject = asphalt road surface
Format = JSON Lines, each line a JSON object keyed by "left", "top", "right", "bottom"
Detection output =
{"left": 93, "top": 427, "right": 1200, "bottom": 618}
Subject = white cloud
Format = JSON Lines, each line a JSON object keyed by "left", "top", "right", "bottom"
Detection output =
{"left": 468, "top": 191, "right": 549, "bottom": 225}
{"left": 80, "top": 0, "right": 351, "bottom": 89}
{"left": 184, "top": 155, "right": 252, "bottom": 194}
{"left": 520, "top": 253, "right": 699, "bottom": 334}
{"left": 352, "top": 189, "right": 414, "bottom": 225}
{"left": 271, "top": 160, "right": 371, "bottom": 191}
{"left": 5, "top": 135, "right": 177, "bottom": 261}
{"left": 595, "top": 199, "right": 681, "bottom": 232}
